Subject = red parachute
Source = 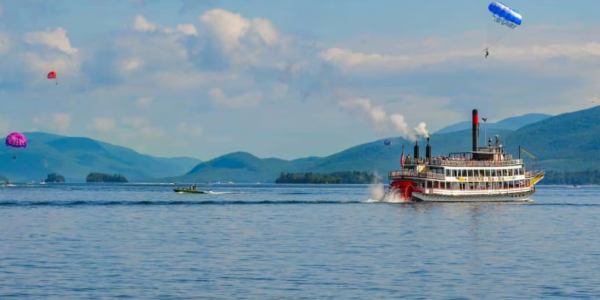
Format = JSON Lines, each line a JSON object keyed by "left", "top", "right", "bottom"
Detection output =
{"left": 47, "top": 71, "right": 57, "bottom": 85}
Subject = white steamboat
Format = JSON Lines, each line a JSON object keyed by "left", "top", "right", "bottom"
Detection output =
{"left": 388, "top": 109, "right": 545, "bottom": 202}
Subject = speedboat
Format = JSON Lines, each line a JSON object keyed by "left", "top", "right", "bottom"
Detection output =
{"left": 173, "top": 188, "right": 208, "bottom": 194}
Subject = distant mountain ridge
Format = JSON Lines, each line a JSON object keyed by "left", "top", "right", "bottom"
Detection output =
{"left": 2, "top": 107, "right": 592, "bottom": 183}
{"left": 0, "top": 132, "right": 201, "bottom": 182}
{"left": 434, "top": 113, "right": 552, "bottom": 134}
{"left": 166, "top": 108, "right": 595, "bottom": 183}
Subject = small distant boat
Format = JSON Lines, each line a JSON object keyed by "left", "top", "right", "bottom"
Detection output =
{"left": 573, "top": 184, "right": 580, "bottom": 188}
{"left": 227, "top": 181, "right": 234, "bottom": 184}
{"left": 173, "top": 189, "right": 208, "bottom": 194}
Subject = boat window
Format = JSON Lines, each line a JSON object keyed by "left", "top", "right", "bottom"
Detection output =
{"left": 468, "top": 170, "right": 473, "bottom": 177}
{"left": 485, "top": 169, "right": 490, "bottom": 176}
{"left": 491, "top": 170, "right": 496, "bottom": 176}
{"left": 503, "top": 169, "right": 508, "bottom": 176}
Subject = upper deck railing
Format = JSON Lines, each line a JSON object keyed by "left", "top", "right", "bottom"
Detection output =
{"left": 388, "top": 170, "right": 539, "bottom": 181}
{"left": 404, "top": 157, "right": 524, "bottom": 167}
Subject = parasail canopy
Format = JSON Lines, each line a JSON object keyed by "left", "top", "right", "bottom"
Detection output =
{"left": 6, "top": 132, "right": 27, "bottom": 148}
{"left": 488, "top": 2, "right": 522, "bottom": 29}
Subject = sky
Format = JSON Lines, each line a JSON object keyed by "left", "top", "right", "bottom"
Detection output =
{"left": 1, "top": 0, "right": 600, "bottom": 160}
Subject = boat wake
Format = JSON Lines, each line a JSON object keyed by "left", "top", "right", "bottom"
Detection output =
{"left": 206, "top": 191, "right": 243, "bottom": 195}
{"left": 0, "top": 200, "right": 364, "bottom": 207}
{"left": 366, "top": 183, "right": 411, "bottom": 203}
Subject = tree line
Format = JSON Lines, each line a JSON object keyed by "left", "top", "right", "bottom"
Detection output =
{"left": 541, "top": 170, "right": 600, "bottom": 185}
{"left": 86, "top": 172, "right": 129, "bottom": 183}
{"left": 275, "top": 171, "right": 381, "bottom": 184}
{"left": 45, "top": 173, "right": 65, "bottom": 183}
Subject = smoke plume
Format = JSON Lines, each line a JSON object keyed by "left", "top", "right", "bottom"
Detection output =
{"left": 414, "top": 122, "right": 429, "bottom": 138}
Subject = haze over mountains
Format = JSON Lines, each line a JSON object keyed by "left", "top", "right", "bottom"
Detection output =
{"left": 0, "top": 132, "right": 200, "bottom": 182}
{"left": 0, "top": 108, "right": 595, "bottom": 183}
{"left": 434, "top": 113, "right": 552, "bottom": 134}
{"left": 165, "top": 110, "right": 583, "bottom": 183}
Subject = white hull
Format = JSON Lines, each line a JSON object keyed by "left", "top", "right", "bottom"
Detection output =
{"left": 411, "top": 191, "right": 534, "bottom": 202}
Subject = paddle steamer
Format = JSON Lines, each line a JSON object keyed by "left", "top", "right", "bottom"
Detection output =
{"left": 388, "top": 109, "right": 545, "bottom": 202}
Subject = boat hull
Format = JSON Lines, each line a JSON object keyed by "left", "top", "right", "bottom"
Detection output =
{"left": 173, "top": 189, "right": 208, "bottom": 194}
{"left": 411, "top": 191, "right": 534, "bottom": 202}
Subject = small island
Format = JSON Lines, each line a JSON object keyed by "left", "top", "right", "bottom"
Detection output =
{"left": 86, "top": 172, "right": 129, "bottom": 183}
{"left": 275, "top": 171, "right": 381, "bottom": 184}
{"left": 45, "top": 173, "right": 65, "bottom": 183}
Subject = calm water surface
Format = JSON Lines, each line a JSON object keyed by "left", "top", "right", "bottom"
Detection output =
{"left": 1, "top": 183, "right": 599, "bottom": 299}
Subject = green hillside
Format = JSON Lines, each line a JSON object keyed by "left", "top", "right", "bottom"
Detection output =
{"left": 503, "top": 106, "right": 600, "bottom": 171}
{"left": 3, "top": 106, "right": 595, "bottom": 183}
{"left": 171, "top": 128, "right": 513, "bottom": 183}
{"left": 435, "top": 113, "right": 551, "bottom": 134}
{"left": 0, "top": 132, "right": 201, "bottom": 182}
{"left": 173, "top": 106, "right": 597, "bottom": 183}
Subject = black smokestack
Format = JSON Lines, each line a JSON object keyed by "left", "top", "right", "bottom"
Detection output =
{"left": 472, "top": 109, "right": 479, "bottom": 152}
{"left": 414, "top": 140, "right": 419, "bottom": 159}
{"left": 426, "top": 137, "right": 431, "bottom": 160}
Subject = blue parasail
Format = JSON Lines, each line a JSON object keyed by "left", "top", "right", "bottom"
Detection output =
{"left": 488, "top": 2, "right": 522, "bottom": 29}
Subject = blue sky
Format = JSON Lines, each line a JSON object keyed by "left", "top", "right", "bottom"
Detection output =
{"left": 1, "top": 0, "right": 599, "bottom": 160}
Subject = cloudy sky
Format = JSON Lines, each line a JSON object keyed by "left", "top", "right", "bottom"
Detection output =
{"left": 1, "top": 0, "right": 599, "bottom": 160}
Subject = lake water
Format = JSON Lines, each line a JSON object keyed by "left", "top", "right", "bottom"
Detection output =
{"left": 1, "top": 183, "right": 599, "bottom": 299}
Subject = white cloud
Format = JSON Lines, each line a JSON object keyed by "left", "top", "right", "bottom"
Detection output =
{"left": 34, "top": 114, "right": 71, "bottom": 134}
{"left": 177, "top": 24, "right": 197, "bottom": 36}
{"left": 24, "top": 28, "right": 78, "bottom": 55}
{"left": 134, "top": 15, "right": 156, "bottom": 32}
{"left": 52, "top": 113, "right": 71, "bottom": 132}
{"left": 151, "top": 71, "right": 239, "bottom": 90}
{"left": 177, "top": 123, "right": 203, "bottom": 137}
{"left": 118, "top": 57, "right": 144, "bottom": 73}
{"left": 23, "top": 51, "right": 81, "bottom": 76}
{"left": 136, "top": 97, "right": 153, "bottom": 107}
{"left": 0, "top": 117, "right": 9, "bottom": 134}
{"left": 141, "top": 126, "right": 164, "bottom": 138}
{"left": 199, "top": 9, "right": 250, "bottom": 53}
{"left": 122, "top": 117, "right": 148, "bottom": 128}
{"left": 198, "top": 9, "right": 282, "bottom": 65}
{"left": 86, "top": 117, "right": 116, "bottom": 133}
{"left": 0, "top": 31, "right": 8, "bottom": 55}
{"left": 320, "top": 47, "right": 472, "bottom": 74}
{"left": 321, "top": 38, "right": 600, "bottom": 76}
{"left": 120, "top": 117, "right": 163, "bottom": 138}
{"left": 209, "top": 87, "right": 263, "bottom": 108}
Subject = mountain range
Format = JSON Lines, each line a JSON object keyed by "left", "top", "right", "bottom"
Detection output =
{"left": 0, "top": 132, "right": 200, "bottom": 182}
{"left": 164, "top": 111, "right": 574, "bottom": 183}
{"left": 1, "top": 108, "right": 596, "bottom": 183}
{"left": 434, "top": 113, "right": 552, "bottom": 134}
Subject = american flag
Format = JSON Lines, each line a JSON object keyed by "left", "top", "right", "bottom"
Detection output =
{"left": 400, "top": 145, "right": 405, "bottom": 169}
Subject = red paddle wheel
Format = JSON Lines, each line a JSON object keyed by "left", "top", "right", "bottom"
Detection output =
{"left": 390, "top": 180, "right": 415, "bottom": 201}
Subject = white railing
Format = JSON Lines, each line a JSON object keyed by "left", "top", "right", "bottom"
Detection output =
{"left": 418, "top": 186, "right": 534, "bottom": 196}
{"left": 404, "top": 158, "right": 523, "bottom": 167}
{"left": 388, "top": 171, "right": 445, "bottom": 180}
